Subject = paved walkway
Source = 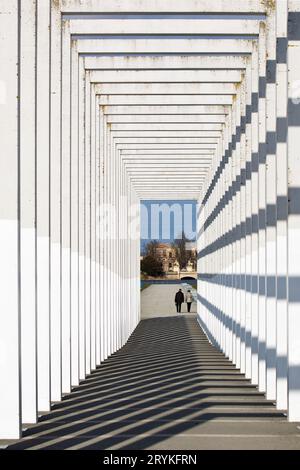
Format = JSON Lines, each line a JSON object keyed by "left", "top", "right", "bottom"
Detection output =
{"left": 141, "top": 283, "right": 197, "bottom": 318}
{"left": 5, "top": 316, "right": 300, "bottom": 450}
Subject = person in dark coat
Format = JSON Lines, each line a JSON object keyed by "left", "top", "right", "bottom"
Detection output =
{"left": 175, "top": 288, "right": 184, "bottom": 313}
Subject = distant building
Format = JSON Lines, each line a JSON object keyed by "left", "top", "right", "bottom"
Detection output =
{"left": 154, "top": 243, "right": 178, "bottom": 273}
{"left": 154, "top": 242, "right": 196, "bottom": 274}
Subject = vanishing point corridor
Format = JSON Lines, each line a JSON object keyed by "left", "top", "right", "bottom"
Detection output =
{"left": 2, "top": 0, "right": 300, "bottom": 450}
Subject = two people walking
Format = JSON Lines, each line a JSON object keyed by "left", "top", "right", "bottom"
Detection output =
{"left": 174, "top": 288, "right": 194, "bottom": 313}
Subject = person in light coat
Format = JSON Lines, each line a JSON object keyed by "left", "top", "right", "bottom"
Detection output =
{"left": 185, "top": 289, "right": 193, "bottom": 313}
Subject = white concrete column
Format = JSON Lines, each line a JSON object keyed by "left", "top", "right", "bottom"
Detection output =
{"left": 228, "top": 101, "right": 237, "bottom": 363}
{"left": 239, "top": 76, "right": 247, "bottom": 375}
{"left": 258, "top": 22, "right": 267, "bottom": 393}
{"left": 109, "top": 128, "right": 116, "bottom": 355}
{"left": 212, "top": 142, "right": 223, "bottom": 348}
{"left": 197, "top": 202, "right": 203, "bottom": 326}
{"left": 125, "top": 165, "right": 130, "bottom": 344}
{"left": 219, "top": 124, "right": 226, "bottom": 354}
{"left": 245, "top": 61, "right": 253, "bottom": 380}
{"left": 121, "top": 164, "right": 127, "bottom": 345}
{"left": 0, "top": 0, "right": 21, "bottom": 439}
{"left": 50, "top": 2, "right": 62, "bottom": 402}
{"left": 133, "top": 191, "right": 141, "bottom": 328}
{"left": 233, "top": 88, "right": 242, "bottom": 370}
{"left": 107, "top": 122, "right": 112, "bottom": 355}
{"left": 226, "top": 109, "right": 234, "bottom": 362}
{"left": 219, "top": 138, "right": 224, "bottom": 350}
{"left": 78, "top": 51, "right": 86, "bottom": 381}
{"left": 197, "top": 156, "right": 209, "bottom": 340}
{"left": 99, "top": 105, "right": 106, "bottom": 362}
{"left": 36, "top": 0, "right": 51, "bottom": 412}
{"left": 70, "top": 40, "right": 80, "bottom": 387}
{"left": 212, "top": 143, "right": 222, "bottom": 348}
{"left": 127, "top": 176, "right": 133, "bottom": 342}
{"left": 85, "top": 71, "right": 91, "bottom": 375}
{"left": 113, "top": 133, "right": 121, "bottom": 351}
{"left": 276, "top": 0, "right": 288, "bottom": 410}
{"left": 276, "top": 0, "right": 288, "bottom": 409}
{"left": 221, "top": 138, "right": 226, "bottom": 352}
{"left": 20, "top": 0, "right": 37, "bottom": 424}
{"left": 103, "top": 112, "right": 110, "bottom": 359}
{"left": 287, "top": 1, "right": 300, "bottom": 421}
{"left": 265, "top": 6, "right": 277, "bottom": 401}
{"left": 90, "top": 85, "right": 96, "bottom": 371}
{"left": 230, "top": 101, "right": 237, "bottom": 365}
{"left": 95, "top": 95, "right": 101, "bottom": 366}
{"left": 61, "top": 18, "right": 71, "bottom": 395}
{"left": 250, "top": 43, "right": 259, "bottom": 386}
{"left": 117, "top": 136, "right": 122, "bottom": 351}
{"left": 109, "top": 127, "right": 116, "bottom": 352}
{"left": 120, "top": 159, "right": 125, "bottom": 347}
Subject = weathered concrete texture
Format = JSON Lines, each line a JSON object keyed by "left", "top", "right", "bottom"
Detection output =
{"left": 4, "top": 317, "right": 300, "bottom": 450}
{"left": 141, "top": 284, "right": 197, "bottom": 318}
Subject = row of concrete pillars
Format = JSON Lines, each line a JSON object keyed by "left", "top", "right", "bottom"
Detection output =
{"left": 0, "top": 0, "right": 300, "bottom": 441}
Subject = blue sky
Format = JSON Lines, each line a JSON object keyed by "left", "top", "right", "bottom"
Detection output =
{"left": 140, "top": 200, "right": 197, "bottom": 253}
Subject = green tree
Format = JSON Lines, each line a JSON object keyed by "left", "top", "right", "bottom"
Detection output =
{"left": 141, "top": 255, "right": 164, "bottom": 277}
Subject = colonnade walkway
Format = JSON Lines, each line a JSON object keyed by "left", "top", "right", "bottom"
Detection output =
{"left": 5, "top": 317, "right": 300, "bottom": 450}
{"left": 2, "top": 0, "right": 300, "bottom": 443}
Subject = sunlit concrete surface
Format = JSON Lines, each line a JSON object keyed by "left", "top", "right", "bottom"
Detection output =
{"left": 141, "top": 284, "right": 197, "bottom": 319}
